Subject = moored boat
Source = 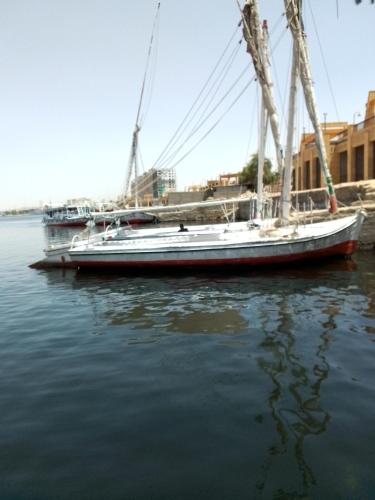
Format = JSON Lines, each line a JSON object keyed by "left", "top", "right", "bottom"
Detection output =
{"left": 68, "top": 210, "right": 366, "bottom": 269}
{"left": 94, "top": 210, "right": 159, "bottom": 227}
{"left": 42, "top": 204, "right": 92, "bottom": 227}
{"left": 65, "top": 1, "right": 368, "bottom": 270}
{"left": 30, "top": 1, "right": 368, "bottom": 272}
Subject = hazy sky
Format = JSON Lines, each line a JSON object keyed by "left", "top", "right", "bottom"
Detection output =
{"left": 0, "top": 0, "right": 374, "bottom": 210}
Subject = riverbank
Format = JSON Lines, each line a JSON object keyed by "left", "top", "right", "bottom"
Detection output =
{"left": 158, "top": 180, "right": 375, "bottom": 249}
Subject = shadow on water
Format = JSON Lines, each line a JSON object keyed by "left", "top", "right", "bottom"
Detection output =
{"left": 39, "top": 257, "right": 364, "bottom": 335}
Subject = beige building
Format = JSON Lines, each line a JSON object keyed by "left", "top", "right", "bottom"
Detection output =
{"left": 205, "top": 172, "right": 241, "bottom": 190}
{"left": 294, "top": 91, "right": 375, "bottom": 190}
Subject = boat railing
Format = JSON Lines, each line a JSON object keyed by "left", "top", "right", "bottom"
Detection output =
{"left": 105, "top": 222, "right": 117, "bottom": 236}
{"left": 221, "top": 201, "right": 238, "bottom": 223}
{"left": 70, "top": 219, "right": 128, "bottom": 248}
{"left": 70, "top": 234, "right": 82, "bottom": 249}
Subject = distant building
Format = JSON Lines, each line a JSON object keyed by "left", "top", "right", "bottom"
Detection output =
{"left": 219, "top": 172, "right": 241, "bottom": 185}
{"left": 206, "top": 179, "right": 220, "bottom": 189}
{"left": 293, "top": 90, "right": 375, "bottom": 190}
{"left": 205, "top": 172, "right": 241, "bottom": 190}
{"left": 66, "top": 197, "right": 94, "bottom": 208}
{"left": 131, "top": 168, "right": 176, "bottom": 204}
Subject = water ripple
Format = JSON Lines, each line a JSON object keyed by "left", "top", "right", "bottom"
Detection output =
{"left": 0, "top": 216, "right": 375, "bottom": 499}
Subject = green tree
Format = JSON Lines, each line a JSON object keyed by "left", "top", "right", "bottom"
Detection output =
{"left": 239, "top": 154, "right": 279, "bottom": 190}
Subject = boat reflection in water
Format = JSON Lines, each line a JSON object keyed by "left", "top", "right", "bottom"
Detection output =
{"left": 40, "top": 257, "right": 374, "bottom": 498}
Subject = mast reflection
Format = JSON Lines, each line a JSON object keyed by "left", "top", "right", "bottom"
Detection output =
{"left": 255, "top": 293, "right": 341, "bottom": 497}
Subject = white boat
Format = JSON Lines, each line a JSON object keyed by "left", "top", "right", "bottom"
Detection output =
{"left": 31, "top": 216, "right": 251, "bottom": 268}
{"left": 68, "top": 211, "right": 366, "bottom": 269}
{"left": 30, "top": 1, "right": 366, "bottom": 271}
{"left": 42, "top": 204, "right": 92, "bottom": 227}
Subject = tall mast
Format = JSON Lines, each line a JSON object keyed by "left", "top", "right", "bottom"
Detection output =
{"left": 123, "top": 2, "right": 161, "bottom": 207}
{"left": 241, "top": 0, "right": 284, "bottom": 179}
{"left": 256, "top": 20, "right": 270, "bottom": 220}
{"left": 280, "top": 40, "right": 299, "bottom": 224}
{"left": 124, "top": 126, "right": 140, "bottom": 207}
{"left": 257, "top": 100, "right": 268, "bottom": 220}
{"left": 284, "top": 0, "right": 337, "bottom": 214}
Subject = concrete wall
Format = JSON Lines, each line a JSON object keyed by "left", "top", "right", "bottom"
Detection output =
{"left": 236, "top": 180, "right": 375, "bottom": 221}
{"left": 167, "top": 185, "right": 245, "bottom": 205}
{"left": 289, "top": 181, "right": 371, "bottom": 209}
{"left": 160, "top": 180, "right": 375, "bottom": 247}
{"left": 167, "top": 191, "right": 204, "bottom": 205}
{"left": 211, "top": 185, "right": 245, "bottom": 199}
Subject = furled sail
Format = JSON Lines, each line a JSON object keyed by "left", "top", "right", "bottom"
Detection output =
{"left": 241, "top": 1, "right": 284, "bottom": 181}
{"left": 281, "top": 39, "right": 299, "bottom": 224}
{"left": 241, "top": 0, "right": 295, "bottom": 224}
{"left": 284, "top": 0, "right": 337, "bottom": 213}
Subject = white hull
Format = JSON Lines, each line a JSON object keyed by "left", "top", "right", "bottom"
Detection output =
{"left": 31, "top": 221, "right": 250, "bottom": 268}
{"left": 68, "top": 211, "right": 366, "bottom": 270}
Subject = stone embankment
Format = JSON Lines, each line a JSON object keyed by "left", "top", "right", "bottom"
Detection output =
{"left": 157, "top": 180, "right": 375, "bottom": 249}
{"left": 287, "top": 180, "right": 375, "bottom": 249}
{"left": 289, "top": 205, "right": 375, "bottom": 250}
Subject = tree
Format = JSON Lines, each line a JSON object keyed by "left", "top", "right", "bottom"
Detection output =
{"left": 239, "top": 154, "right": 279, "bottom": 190}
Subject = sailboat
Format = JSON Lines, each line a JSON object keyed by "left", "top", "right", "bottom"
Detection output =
{"left": 93, "top": 3, "right": 161, "bottom": 228}
{"left": 31, "top": 0, "right": 366, "bottom": 270}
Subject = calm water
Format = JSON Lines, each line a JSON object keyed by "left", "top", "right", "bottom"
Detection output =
{"left": 1, "top": 215, "right": 375, "bottom": 500}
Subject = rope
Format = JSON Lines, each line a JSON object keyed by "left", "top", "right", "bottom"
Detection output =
{"left": 127, "top": 75, "right": 255, "bottom": 199}
{"left": 152, "top": 21, "right": 242, "bottom": 169}
{"left": 123, "top": 2, "right": 161, "bottom": 198}
{"left": 135, "top": 2, "right": 161, "bottom": 129}
{"left": 306, "top": 0, "right": 341, "bottom": 122}
{"left": 125, "top": 4, "right": 287, "bottom": 202}
{"left": 244, "top": 81, "right": 258, "bottom": 162}
{"left": 167, "top": 77, "right": 255, "bottom": 172}
{"left": 139, "top": 9, "right": 160, "bottom": 127}
{"left": 188, "top": 41, "right": 243, "bottom": 137}
{"left": 155, "top": 49, "right": 248, "bottom": 171}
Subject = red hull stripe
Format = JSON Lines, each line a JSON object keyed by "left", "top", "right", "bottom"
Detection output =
{"left": 46, "top": 222, "right": 88, "bottom": 227}
{"left": 125, "top": 220, "right": 155, "bottom": 225}
{"left": 73, "top": 240, "right": 358, "bottom": 268}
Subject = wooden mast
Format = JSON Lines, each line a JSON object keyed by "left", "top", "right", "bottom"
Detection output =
{"left": 256, "top": 20, "right": 270, "bottom": 220}
{"left": 123, "top": 2, "right": 161, "bottom": 207}
{"left": 284, "top": 0, "right": 337, "bottom": 214}
{"left": 280, "top": 39, "right": 299, "bottom": 223}
{"left": 241, "top": 0, "right": 285, "bottom": 185}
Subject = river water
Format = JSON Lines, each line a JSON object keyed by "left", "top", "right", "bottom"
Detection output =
{"left": 1, "top": 215, "right": 375, "bottom": 499}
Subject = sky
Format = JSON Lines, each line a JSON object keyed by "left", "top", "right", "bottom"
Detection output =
{"left": 0, "top": 0, "right": 374, "bottom": 210}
